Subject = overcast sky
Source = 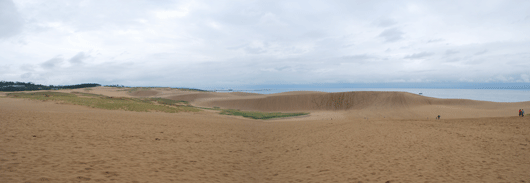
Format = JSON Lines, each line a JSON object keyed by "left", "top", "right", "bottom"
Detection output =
{"left": 1, "top": 0, "right": 529, "bottom": 87}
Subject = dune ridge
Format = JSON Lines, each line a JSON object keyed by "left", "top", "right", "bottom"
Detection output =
{"left": 45, "top": 86, "right": 529, "bottom": 119}
{"left": 193, "top": 91, "right": 506, "bottom": 111}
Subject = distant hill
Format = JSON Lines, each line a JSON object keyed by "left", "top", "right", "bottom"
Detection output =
{"left": 0, "top": 81, "right": 100, "bottom": 91}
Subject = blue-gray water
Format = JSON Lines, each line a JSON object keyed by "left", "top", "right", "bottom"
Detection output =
{"left": 217, "top": 88, "right": 530, "bottom": 103}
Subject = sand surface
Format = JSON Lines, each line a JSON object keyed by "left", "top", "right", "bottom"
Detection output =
{"left": 1, "top": 88, "right": 530, "bottom": 182}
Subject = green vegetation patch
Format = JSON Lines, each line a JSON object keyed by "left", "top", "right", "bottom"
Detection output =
{"left": 7, "top": 92, "right": 199, "bottom": 113}
{"left": 149, "top": 98, "right": 189, "bottom": 106}
{"left": 71, "top": 92, "right": 104, "bottom": 97}
{"left": 175, "top": 88, "right": 209, "bottom": 92}
{"left": 1, "top": 81, "right": 100, "bottom": 91}
{"left": 198, "top": 106, "right": 222, "bottom": 110}
{"left": 127, "top": 87, "right": 151, "bottom": 93}
{"left": 219, "top": 109, "right": 309, "bottom": 120}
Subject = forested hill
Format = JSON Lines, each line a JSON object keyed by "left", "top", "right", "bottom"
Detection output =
{"left": 0, "top": 81, "right": 100, "bottom": 91}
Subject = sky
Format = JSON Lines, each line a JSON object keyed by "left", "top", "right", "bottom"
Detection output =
{"left": 1, "top": 0, "right": 529, "bottom": 88}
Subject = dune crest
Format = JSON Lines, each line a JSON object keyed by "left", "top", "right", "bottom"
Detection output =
{"left": 194, "top": 91, "right": 494, "bottom": 111}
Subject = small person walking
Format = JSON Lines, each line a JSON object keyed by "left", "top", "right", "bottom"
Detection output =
{"left": 437, "top": 115, "right": 441, "bottom": 120}
{"left": 520, "top": 109, "right": 522, "bottom": 117}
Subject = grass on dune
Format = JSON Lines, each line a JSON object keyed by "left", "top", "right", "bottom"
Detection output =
{"left": 199, "top": 106, "right": 222, "bottom": 110}
{"left": 199, "top": 106, "right": 308, "bottom": 120}
{"left": 127, "top": 87, "right": 151, "bottom": 93}
{"left": 6, "top": 92, "right": 310, "bottom": 119}
{"left": 71, "top": 91, "right": 104, "bottom": 97}
{"left": 7, "top": 92, "right": 199, "bottom": 113}
{"left": 149, "top": 98, "right": 189, "bottom": 106}
{"left": 219, "top": 109, "right": 309, "bottom": 120}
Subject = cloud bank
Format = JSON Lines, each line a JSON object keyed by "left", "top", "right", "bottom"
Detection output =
{"left": 0, "top": 0, "right": 529, "bottom": 87}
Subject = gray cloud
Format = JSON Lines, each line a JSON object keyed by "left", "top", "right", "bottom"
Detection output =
{"left": 404, "top": 52, "right": 434, "bottom": 59}
{"left": 0, "top": 0, "right": 23, "bottom": 39}
{"left": 241, "top": 43, "right": 268, "bottom": 54}
{"left": 521, "top": 74, "right": 529, "bottom": 82}
{"left": 445, "top": 57, "right": 461, "bottom": 62}
{"left": 378, "top": 28, "right": 404, "bottom": 42}
{"left": 341, "top": 54, "right": 376, "bottom": 64}
{"left": 244, "top": 47, "right": 266, "bottom": 54}
{"left": 20, "top": 64, "right": 35, "bottom": 71}
{"left": 427, "top": 39, "right": 444, "bottom": 43}
{"left": 375, "top": 18, "right": 397, "bottom": 27}
{"left": 21, "top": 72, "right": 32, "bottom": 79}
{"left": 343, "top": 54, "right": 372, "bottom": 60}
{"left": 69, "top": 52, "right": 89, "bottom": 64}
{"left": 41, "top": 56, "right": 64, "bottom": 69}
{"left": 445, "top": 50, "right": 459, "bottom": 55}
{"left": 0, "top": 64, "right": 10, "bottom": 75}
{"left": 474, "top": 49, "right": 488, "bottom": 55}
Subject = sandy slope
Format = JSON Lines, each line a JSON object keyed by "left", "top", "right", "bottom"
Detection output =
{"left": 60, "top": 87, "right": 530, "bottom": 119}
{"left": 192, "top": 91, "right": 530, "bottom": 119}
{"left": 129, "top": 90, "right": 160, "bottom": 97}
{"left": 1, "top": 88, "right": 530, "bottom": 182}
{"left": 193, "top": 91, "right": 501, "bottom": 111}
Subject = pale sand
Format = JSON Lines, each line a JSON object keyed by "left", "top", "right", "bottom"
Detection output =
{"left": 1, "top": 89, "right": 530, "bottom": 182}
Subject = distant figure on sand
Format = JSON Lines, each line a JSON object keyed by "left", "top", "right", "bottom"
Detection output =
{"left": 523, "top": 109, "right": 525, "bottom": 117}
{"left": 520, "top": 109, "right": 522, "bottom": 117}
{"left": 437, "top": 115, "right": 440, "bottom": 120}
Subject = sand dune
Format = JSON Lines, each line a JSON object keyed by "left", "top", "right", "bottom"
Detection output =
{"left": 7, "top": 87, "right": 530, "bottom": 119}
{"left": 194, "top": 91, "right": 454, "bottom": 111}
{"left": 167, "top": 93, "right": 227, "bottom": 102}
{"left": 2, "top": 87, "right": 530, "bottom": 182}
{"left": 194, "top": 91, "right": 530, "bottom": 115}
{"left": 1, "top": 97, "right": 529, "bottom": 182}
{"left": 129, "top": 90, "right": 160, "bottom": 97}
{"left": 108, "top": 87, "right": 530, "bottom": 119}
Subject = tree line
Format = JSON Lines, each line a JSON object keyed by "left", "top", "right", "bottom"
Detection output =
{"left": 0, "top": 81, "right": 101, "bottom": 91}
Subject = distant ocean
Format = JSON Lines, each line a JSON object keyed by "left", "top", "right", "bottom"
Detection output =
{"left": 216, "top": 88, "right": 530, "bottom": 103}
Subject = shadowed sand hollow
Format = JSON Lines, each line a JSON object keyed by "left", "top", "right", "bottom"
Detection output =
{"left": 1, "top": 88, "right": 530, "bottom": 182}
